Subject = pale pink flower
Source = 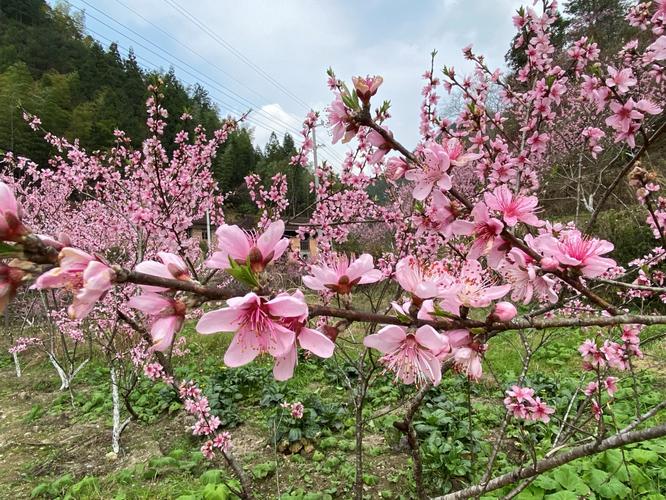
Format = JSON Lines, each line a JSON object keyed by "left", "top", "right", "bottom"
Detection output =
{"left": 364, "top": 325, "right": 448, "bottom": 385}
{"left": 605, "top": 66, "right": 636, "bottom": 94}
{"left": 484, "top": 185, "right": 542, "bottom": 227}
{"left": 499, "top": 247, "right": 558, "bottom": 304}
{"left": 128, "top": 292, "right": 186, "bottom": 352}
{"left": 206, "top": 220, "right": 289, "bottom": 273}
{"left": 490, "top": 301, "right": 517, "bottom": 322}
{"left": 353, "top": 75, "right": 383, "bottom": 103}
{"left": 531, "top": 230, "right": 615, "bottom": 278}
{"left": 604, "top": 376, "right": 618, "bottom": 396}
{"left": 196, "top": 292, "right": 307, "bottom": 368}
{"left": 303, "top": 253, "right": 383, "bottom": 294}
{"left": 452, "top": 343, "right": 484, "bottom": 380}
{"left": 647, "top": 35, "right": 666, "bottom": 60}
{"left": 0, "top": 182, "right": 26, "bottom": 241}
{"left": 439, "top": 260, "right": 510, "bottom": 316}
{"left": 32, "top": 248, "right": 114, "bottom": 319}
{"left": 405, "top": 141, "right": 452, "bottom": 200}
{"left": 442, "top": 138, "right": 482, "bottom": 166}
{"left": 272, "top": 291, "right": 335, "bottom": 381}
{"left": 385, "top": 157, "right": 409, "bottom": 181}
{"left": 395, "top": 256, "right": 452, "bottom": 300}
{"left": 135, "top": 252, "right": 190, "bottom": 292}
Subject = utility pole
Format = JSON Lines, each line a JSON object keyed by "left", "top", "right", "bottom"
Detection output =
{"left": 205, "top": 209, "right": 212, "bottom": 247}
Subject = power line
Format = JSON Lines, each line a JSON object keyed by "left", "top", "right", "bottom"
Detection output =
{"left": 163, "top": 0, "right": 312, "bottom": 112}
{"left": 82, "top": 25, "right": 341, "bottom": 164}
{"left": 84, "top": 0, "right": 346, "bottom": 164}
{"left": 69, "top": 0, "right": 346, "bottom": 165}
{"left": 70, "top": 1, "right": 303, "bottom": 137}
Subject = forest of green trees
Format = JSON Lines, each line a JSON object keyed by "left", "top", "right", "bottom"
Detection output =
{"left": 0, "top": 0, "right": 313, "bottom": 217}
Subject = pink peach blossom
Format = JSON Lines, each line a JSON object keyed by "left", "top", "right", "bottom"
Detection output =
{"left": 196, "top": 291, "right": 307, "bottom": 368}
{"left": 404, "top": 141, "right": 452, "bottom": 200}
{"left": 531, "top": 230, "right": 615, "bottom": 278}
{"left": 206, "top": 220, "right": 289, "bottom": 273}
{"left": 364, "top": 325, "right": 448, "bottom": 385}
{"left": 484, "top": 185, "right": 542, "bottom": 227}
{"left": 135, "top": 252, "right": 191, "bottom": 292}
{"left": 128, "top": 292, "right": 186, "bottom": 352}
{"left": 395, "top": 256, "right": 452, "bottom": 300}
{"left": 303, "top": 253, "right": 383, "bottom": 294}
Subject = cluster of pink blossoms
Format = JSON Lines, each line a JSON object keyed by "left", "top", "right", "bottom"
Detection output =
{"left": 503, "top": 386, "right": 555, "bottom": 423}
{"left": 578, "top": 325, "right": 643, "bottom": 372}
{"left": 281, "top": 401, "right": 305, "bottom": 419}
{"left": 8, "top": 336, "right": 42, "bottom": 354}
{"left": 179, "top": 381, "right": 231, "bottom": 460}
{"left": 197, "top": 221, "right": 335, "bottom": 380}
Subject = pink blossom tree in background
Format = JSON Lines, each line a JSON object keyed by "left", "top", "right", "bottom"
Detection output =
{"left": 2, "top": 1, "right": 666, "bottom": 499}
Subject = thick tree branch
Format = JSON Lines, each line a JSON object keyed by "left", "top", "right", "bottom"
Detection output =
{"left": 432, "top": 422, "right": 666, "bottom": 499}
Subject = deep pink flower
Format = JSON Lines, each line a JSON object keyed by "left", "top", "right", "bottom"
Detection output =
{"left": 196, "top": 292, "right": 307, "bottom": 368}
{"left": 32, "top": 248, "right": 114, "bottom": 319}
{"left": 584, "top": 381, "right": 599, "bottom": 396}
{"left": 531, "top": 230, "right": 615, "bottom": 278}
{"left": 367, "top": 129, "right": 392, "bottom": 164}
{"left": 605, "top": 99, "right": 643, "bottom": 132}
{"left": 484, "top": 185, "right": 542, "bottom": 227}
{"left": 364, "top": 325, "right": 448, "bottom": 385}
{"left": 135, "top": 252, "right": 190, "bottom": 292}
{"left": 327, "top": 96, "right": 355, "bottom": 144}
{"left": 405, "top": 141, "right": 452, "bottom": 200}
{"left": 490, "top": 301, "right": 517, "bottom": 322}
{"left": 604, "top": 376, "right": 618, "bottom": 396}
{"left": 206, "top": 220, "right": 289, "bottom": 273}
{"left": 0, "top": 263, "right": 24, "bottom": 313}
{"left": 450, "top": 202, "right": 505, "bottom": 261}
{"left": 128, "top": 292, "right": 186, "bottom": 352}
{"left": 530, "top": 397, "right": 555, "bottom": 423}
{"left": 303, "top": 253, "right": 383, "bottom": 294}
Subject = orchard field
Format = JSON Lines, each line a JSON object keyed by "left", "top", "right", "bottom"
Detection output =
{"left": 2, "top": 317, "right": 666, "bottom": 499}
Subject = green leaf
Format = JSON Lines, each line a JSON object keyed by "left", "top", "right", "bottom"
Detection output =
{"left": 585, "top": 468, "right": 610, "bottom": 492}
{"left": 630, "top": 448, "right": 659, "bottom": 464}
{"left": 226, "top": 256, "right": 259, "bottom": 287}
{"left": 596, "top": 478, "right": 630, "bottom": 499}
{"left": 534, "top": 474, "right": 560, "bottom": 491}
{"left": 552, "top": 465, "right": 590, "bottom": 495}
{"left": 545, "top": 492, "right": 578, "bottom": 500}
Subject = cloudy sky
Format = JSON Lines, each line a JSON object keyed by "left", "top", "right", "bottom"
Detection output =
{"left": 54, "top": 0, "right": 524, "bottom": 164}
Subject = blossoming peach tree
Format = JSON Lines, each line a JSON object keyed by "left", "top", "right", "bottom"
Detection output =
{"left": 3, "top": 1, "right": 666, "bottom": 498}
